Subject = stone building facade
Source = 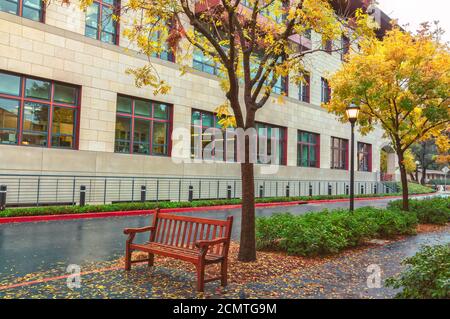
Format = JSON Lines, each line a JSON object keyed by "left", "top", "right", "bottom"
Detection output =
{"left": 0, "top": 1, "right": 391, "bottom": 183}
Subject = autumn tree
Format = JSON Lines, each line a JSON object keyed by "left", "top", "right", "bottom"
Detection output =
{"left": 326, "top": 24, "right": 450, "bottom": 211}
{"left": 411, "top": 138, "right": 440, "bottom": 184}
{"left": 74, "top": 0, "right": 376, "bottom": 261}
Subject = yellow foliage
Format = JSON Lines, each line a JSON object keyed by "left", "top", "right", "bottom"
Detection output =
{"left": 403, "top": 149, "right": 417, "bottom": 174}
{"left": 326, "top": 27, "right": 450, "bottom": 157}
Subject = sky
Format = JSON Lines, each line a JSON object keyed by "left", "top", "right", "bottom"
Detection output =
{"left": 376, "top": 0, "right": 450, "bottom": 43}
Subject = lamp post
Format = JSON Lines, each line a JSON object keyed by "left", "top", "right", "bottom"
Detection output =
{"left": 415, "top": 160, "right": 420, "bottom": 183}
{"left": 346, "top": 103, "right": 360, "bottom": 212}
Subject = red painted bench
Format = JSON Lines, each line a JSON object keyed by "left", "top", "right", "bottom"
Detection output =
{"left": 123, "top": 209, "right": 233, "bottom": 292}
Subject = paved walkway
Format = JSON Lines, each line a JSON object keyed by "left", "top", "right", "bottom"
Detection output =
{"left": 0, "top": 195, "right": 447, "bottom": 299}
{"left": 0, "top": 197, "right": 401, "bottom": 279}
{"left": 1, "top": 226, "right": 448, "bottom": 299}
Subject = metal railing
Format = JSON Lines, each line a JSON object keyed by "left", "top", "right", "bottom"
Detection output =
{"left": 0, "top": 174, "right": 398, "bottom": 208}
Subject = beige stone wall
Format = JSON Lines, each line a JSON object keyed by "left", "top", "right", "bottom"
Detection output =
{"left": 0, "top": 8, "right": 387, "bottom": 181}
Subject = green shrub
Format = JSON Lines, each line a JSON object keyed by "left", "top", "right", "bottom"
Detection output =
{"left": 256, "top": 207, "right": 418, "bottom": 257}
{"left": 386, "top": 244, "right": 450, "bottom": 299}
{"left": 398, "top": 182, "right": 434, "bottom": 194}
{"left": 388, "top": 197, "right": 450, "bottom": 225}
{"left": 256, "top": 213, "right": 296, "bottom": 250}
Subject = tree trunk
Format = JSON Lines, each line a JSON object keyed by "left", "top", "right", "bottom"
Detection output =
{"left": 238, "top": 161, "right": 256, "bottom": 262}
{"left": 420, "top": 167, "right": 427, "bottom": 185}
{"left": 397, "top": 151, "right": 409, "bottom": 211}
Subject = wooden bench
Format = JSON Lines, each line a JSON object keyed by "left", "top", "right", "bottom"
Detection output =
{"left": 123, "top": 209, "right": 233, "bottom": 292}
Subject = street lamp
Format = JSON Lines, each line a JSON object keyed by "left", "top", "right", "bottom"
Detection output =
{"left": 415, "top": 160, "right": 420, "bottom": 182}
{"left": 346, "top": 103, "right": 360, "bottom": 212}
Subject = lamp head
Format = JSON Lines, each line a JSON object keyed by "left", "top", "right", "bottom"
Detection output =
{"left": 346, "top": 103, "right": 360, "bottom": 124}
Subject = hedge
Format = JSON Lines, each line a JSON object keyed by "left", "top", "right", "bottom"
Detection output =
{"left": 256, "top": 207, "right": 418, "bottom": 256}
{"left": 0, "top": 182, "right": 435, "bottom": 218}
{"left": 388, "top": 197, "right": 450, "bottom": 225}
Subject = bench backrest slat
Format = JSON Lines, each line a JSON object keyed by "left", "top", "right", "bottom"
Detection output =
{"left": 151, "top": 210, "right": 233, "bottom": 257}
{"left": 180, "top": 221, "right": 188, "bottom": 248}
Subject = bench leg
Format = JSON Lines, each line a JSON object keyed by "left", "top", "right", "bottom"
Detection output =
{"left": 148, "top": 253, "right": 154, "bottom": 267}
{"left": 196, "top": 263, "right": 205, "bottom": 292}
{"left": 125, "top": 245, "right": 132, "bottom": 271}
{"left": 220, "top": 260, "right": 228, "bottom": 287}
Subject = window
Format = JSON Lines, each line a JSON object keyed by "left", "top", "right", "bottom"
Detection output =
{"left": 151, "top": 27, "right": 175, "bottom": 62}
{"left": 0, "top": 71, "right": 80, "bottom": 148}
{"left": 114, "top": 95, "right": 171, "bottom": 156}
{"left": 85, "top": 0, "right": 119, "bottom": 45}
{"left": 0, "top": 0, "right": 44, "bottom": 22}
{"left": 256, "top": 122, "right": 287, "bottom": 165}
{"left": 341, "top": 36, "right": 350, "bottom": 61}
{"left": 303, "top": 29, "right": 312, "bottom": 40}
{"left": 268, "top": 73, "right": 288, "bottom": 95}
{"left": 321, "top": 77, "right": 331, "bottom": 103}
{"left": 331, "top": 137, "right": 348, "bottom": 170}
{"left": 323, "top": 39, "right": 333, "bottom": 54}
{"left": 193, "top": 49, "right": 219, "bottom": 75}
{"left": 253, "top": 56, "right": 287, "bottom": 95}
{"left": 299, "top": 74, "right": 310, "bottom": 103}
{"left": 191, "top": 109, "right": 235, "bottom": 162}
{"left": 297, "top": 131, "right": 319, "bottom": 168}
{"left": 358, "top": 142, "right": 372, "bottom": 172}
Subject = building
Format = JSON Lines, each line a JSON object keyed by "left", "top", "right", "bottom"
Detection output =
{"left": 0, "top": 1, "right": 397, "bottom": 205}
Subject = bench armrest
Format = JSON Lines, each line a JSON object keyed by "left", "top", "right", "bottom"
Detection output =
{"left": 124, "top": 226, "right": 156, "bottom": 235}
{"left": 195, "top": 237, "right": 228, "bottom": 249}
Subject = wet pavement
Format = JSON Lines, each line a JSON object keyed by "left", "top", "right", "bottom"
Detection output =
{"left": 0, "top": 197, "right": 395, "bottom": 279}
{"left": 0, "top": 195, "right": 447, "bottom": 299}
{"left": 0, "top": 225, "right": 448, "bottom": 299}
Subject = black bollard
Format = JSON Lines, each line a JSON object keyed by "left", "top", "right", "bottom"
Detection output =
{"left": 0, "top": 185, "right": 6, "bottom": 211}
{"left": 227, "top": 185, "right": 232, "bottom": 200}
{"left": 141, "top": 185, "right": 146, "bottom": 202}
{"left": 188, "top": 185, "right": 193, "bottom": 202}
{"left": 79, "top": 185, "right": 86, "bottom": 207}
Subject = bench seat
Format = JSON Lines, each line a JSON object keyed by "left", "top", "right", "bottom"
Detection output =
{"left": 124, "top": 209, "right": 233, "bottom": 292}
{"left": 130, "top": 242, "right": 224, "bottom": 264}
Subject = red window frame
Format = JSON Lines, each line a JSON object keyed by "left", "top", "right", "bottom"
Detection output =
{"left": 297, "top": 130, "right": 320, "bottom": 168}
{"left": 299, "top": 74, "right": 310, "bottom": 103}
{"left": 85, "top": 0, "right": 120, "bottom": 45}
{"left": 191, "top": 109, "right": 236, "bottom": 162}
{"left": 256, "top": 122, "right": 287, "bottom": 166}
{"left": 357, "top": 142, "right": 372, "bottom": 172}
{"left": 151, "top": 21, "right": 176, "bottom": 63}
{"left": 1, "top": 0, "right": 45, "bottom": 22}
{"left": 115, "top": 94, "right": 173, "bottom": 156}
{"left": 331, "top": 136, "right": 348, "bottom": 170}
{"left": 0, "top": 70, "right": 81, "bottom": 149}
